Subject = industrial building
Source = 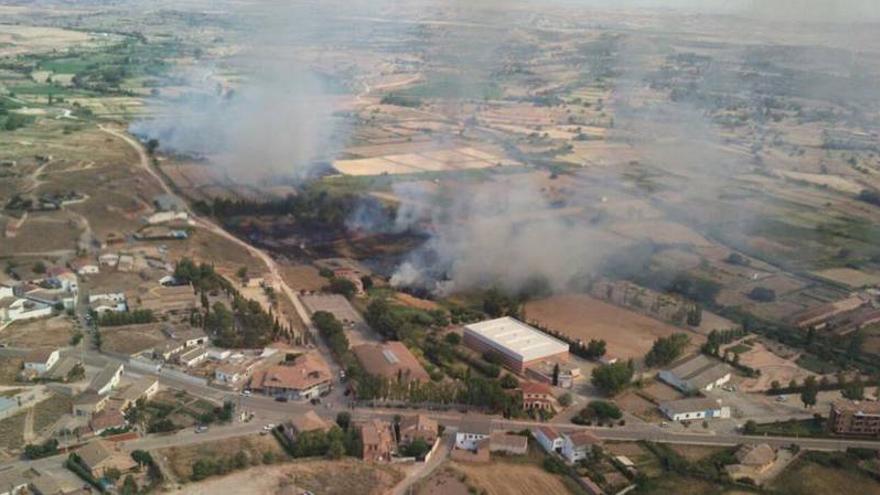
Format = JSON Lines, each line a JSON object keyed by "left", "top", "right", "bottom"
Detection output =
{"left": 463, "top": 317, "right": 569, "bottom": 373}
{"left": 659, "top": 397, "right": 731, "bottom": 421}
{"left": 658, "top": 354, "right": 731, "bottom": 393}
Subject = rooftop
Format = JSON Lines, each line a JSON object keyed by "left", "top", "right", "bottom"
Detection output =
{"left": 664, "top": 355, "right": 731, "bottom": 389}
{"left": 458, "top": 416, "right": 493, "bottom": 436}
{"left": 352, "top": 341, "right": 430, "bottom": 382}
{"left": 535, "top": 425, "right": 561, "bottom": 440}
{"left": 832, "top": 400, "right": 880, "bottom": 416}
{"left": 289, "top": 410, "right": 332, "bottom": 434}
{"left": 118, "top": 377, "right": 158, "bottom": 402}
{"left": 88, "top": 363, "right": 122, "bottom": 392}
{"left": 490, "top": 432, "right": 528, "bottom": 450}
{"left": 251, "top": 353, "right": 331, "bottom": 392}
{"left": 75, "top": 440, "right": 114, "bottom": 468}
{"left": 400, "top": 414, "right": 438, "bottom": 435}
{"left": 660, "top": 397, "right": 725, "bottom": 415}
{"left": 566, "top": 430, "right": 602, "bottom": 448}
{"left": 464, "top": 317, "right": 569, "bottom": 362}
{"left": 24, "top": 348, "right": 56, "bottom": 364}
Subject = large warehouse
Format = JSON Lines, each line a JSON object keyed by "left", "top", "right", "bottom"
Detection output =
{"left": 463, "top": 317, "right": 570, "bottom": 373}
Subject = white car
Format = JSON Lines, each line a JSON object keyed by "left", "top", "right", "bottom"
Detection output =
{"left": 242, "top": 390, "right": 252, "bottom": 396}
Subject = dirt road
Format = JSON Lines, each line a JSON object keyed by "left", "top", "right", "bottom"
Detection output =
{"left": 97, "top": 125, "right": 315, "bottom": 331}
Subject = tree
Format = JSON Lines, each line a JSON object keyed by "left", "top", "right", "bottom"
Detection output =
{"left": 644, "top": 334, "right": 690, "bottom": 367}
{"left": 842, "top": 375, "right": 865, "bottom": 400}
{"left": 591, "top": 361, "right": 634, "bottom": 396}
{"left": 236, "top": 266, "right": 248, "bottom": 281}
{"left": 499, "top": 374, "right": 519, "bottom": 389}
{"left": 558, "top": 393, "right": 573, "bottom": 407}
{"left": 401, "top": 438, "right": 431, "bottom": 458}
{"left": 329, "top": 277, "right": 357, "bottom": 298}
{"left": 444, "top": 333, "right": 461, "bottom": 346}
{"left": 327, "top": 438, "right": 345, "bottom": 459}
{"left": 104, "top": 467, "right": 122, "bottom": 482}
{"left": 801, "top": 376, "right": 818, "bottom": 408}
{"left": 360, "top": 275, "right": 374, "bottom": 290}
{"left": 121, "top": 475, "right": 138, "bottom": 495}
{"left": 686, "top": 305, "right": 702, "bottom": 327}
{"left": 552, "top": 363, "right": 560, "bottom": 385}
{"left": 743, "top": 420, "right": 758, "bottom": 435}
{"left": 336, "top": 412, "right": 351, "bottom": 430}
{"left": 747, "top": 287, "right": 776, "bottom": 302}
{"left": 770, "top": 380, "right": 781, "bottom": 393}
{"left": 131, "top": 449, "right": 153, "bottom": 467}
{"left": 145, "top": 138, "right": 160, "bottom": 155}
{"left": 585, "top": 339, "right": 607, "bottom": 359}
{"left": 32, "top": 261, "right": 46, "bottom": 274}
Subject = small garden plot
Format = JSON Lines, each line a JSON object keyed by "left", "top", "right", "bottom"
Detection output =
{"left": 33, "top": 393, "right": 73, "bottom": 434}
{"left": 0, "top": 411, "right": 26, "bottom": 451}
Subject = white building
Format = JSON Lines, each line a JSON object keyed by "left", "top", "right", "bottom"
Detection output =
{"left": 23, "top": 349, "right": 60, "bottom": 374}
{"left": 89, "top": 293, "right": 127, "bottom": 313}
{"left": 146, "top": 211, "right": 188, "bottom": 225}
{"left": 0, "top": 298, "right": 52, "bottom": 324}
{"left": 178, "top": 347, "right": 209, "bottom": 367}
{"left": 98, "top": 253, "right": 119, "bottom": 267}
{"left": 208, "top": 348, "right": 232, "bottom": 361}
{"left": 659, "top": 397, "right": 731, "bottom": 422}
{"left": 89, "top": 363, "right": 124, "bottom": 395}
{"left": 76, "top": 264, "right": 100, "bottom": 276}
{"left": 454, "top": 418, "right": 492, "bottom": 450}
{"left": 658, "top": 354, "right": 732, "bottom": 393}
{"left": 534, "top": 426, "right": 564, "bottom": 454}
{"left": 561, "top": 431, "right": 602, "bottom": 464}
{"left": 462, "top": 317, "right": 570, "bottom": 373}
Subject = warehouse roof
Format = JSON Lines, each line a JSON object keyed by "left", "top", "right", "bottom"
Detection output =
{"left": 464, "top": 317, "right": 569, "bottom": 362}
{"left": 659, "top": 397, "right": 725, "bottom": 415}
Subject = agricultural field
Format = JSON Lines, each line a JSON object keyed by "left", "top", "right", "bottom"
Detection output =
{"left": 524, "top": 293, "right": 705, "bottom": 360}
{"left": 100, "top": 323, "right": 167, "bottom": 356}
{"left": 0, "top": 316, "right": 74, "bottom": 349}
{"left": 182, "top": 458, "right": 403, "bottom": 495}
{"left": 769, "top": 454, "right": 880, "bottom": 495}
{"left": 160, "top": 434, "right": 288, "bottom": 482}
{"left": 418, "top": 460, "right": 580, "bottom": 495}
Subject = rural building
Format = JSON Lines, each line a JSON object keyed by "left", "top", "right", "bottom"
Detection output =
{"left": 214, "top": 362, "right": 253, "bottom": 385}
{"left": 249, "top": 353, "right": 332, "bottom": 400}
{"left": 399, "top": 414, "right": 439, "bottom": 446}
{"left": 790, "top": 295, "right": 866, "bottom": 330}
{"left": 659, "top": 397, "right": 731, "bottom": 421}
{"left": 725, "top": 443, "right": 777, "bottom": 482}
{"left": 352, "top": 341, "right": 430, "bottom": 383}
{"left": 0, "top": 469, "right": 28, "bottom": 495}
{"left": 463, "top": 317, "right": 569, "bottom": 373}
{"left": 209, "top": 348, "right": 232, "bottom": 360}
{"left": 153, "top": 194, "right": 186, "bottom": 212}
{"left": 561, "top": 431, "right": 602, "bottom": 464}
{"left": 73, "top": 260, "right": 100, "bottom": 276}
{"left": 23, "top": 349, "right": 60, "bottom": 375}
{"left": 88, "top": 292, "right": 126, "bottom": 313}
{"left": 116, "top": 377, "right": 159, "bottom": 408}
{"left": 154, "top": 340, "right": 186, "bottom": 361}
{"left": 0, "top": 297, "right": 52, "bottom": 324}
{"left": 525, "top": 360, "right": 580, "bottom": 388}
{"left": 74, "top": 440, "right": 137, "bottom": 478}
{"left": 534, "top": 426, "right": 564, "bottom": 454}
{"left": 521, "top": 381, "right": 558, "bottom": 413}
{"left": 89, "top": 363, "right": 124, "bottom": 395}
{"left": 658, "top": 354, "right": 731, "bottom": 393}
{"left": 146, "top": 210, "right": 188, "bottom": 225}
{"left": 169, "top": 327, "right": 208, "bottom": 347}
{"left": 284, "top": 410, "right": 333, "bottom": 441}
{"left": 131, "top": 285, "right": 197, "bottom": 314}
{"left": 455, "top": 417, "right": 493, "bottom": 450}
{"left": 46, "top": 356, "right": 80, "bottom": 382}
{"left": 360, "top": 419, "right": 396, "bottom": 462}
{"left": 89, "top": 408, "right": 127, "bottom": 435}
{"left": 73, "top": 392, "right": 110, "bottom": 417}
{"left": 489, "top": 432, "right": 528, "bottom": 455}
{"left": 829, "top": 400, "right": 880, "bottom": 436}
{"left": 178, "top": 346, "right": 209, "bottom": 367}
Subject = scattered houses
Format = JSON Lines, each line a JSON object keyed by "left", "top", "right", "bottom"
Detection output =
{"left": 74, "top": 440, "right": 137, "bottom": 478}
{"left": 249, "top": 352, "right": 332, "bottom": 400}
{"left": 521, "top": 381, "right": 558, "bottom": 413}
{"left": 23, "top": 348, "right": 60, "bottom": 375}
{"left": 89, "top": 363, "right": 124, "bottom": 395}
{"left": 455, "top": 417, "right": 493, "bottom": 451}
{"left": 534, "top": 426, "right": 564, "bottom": 454}
{"left": 360, "top": 419, "right": 396, "bottom": 463}
{"left": 88, "top": 292, "right": 127, "bottom": 314}
{"left": 561, "top": 430, "right": 602, "bottom": 464}
{"left": 658, "top": 354, "right": 732, "bottom": 393}
{"left": 725, "top": 443, "right": 778, "bottom": 482}
{"left": 399, "top": 414, "right": 439, "bottom": 446}
{"left": 659, "top": 397, "right": 731, "bottom": 422}
{"left": 463, "top": 317, "right": 570, "bottom": 373}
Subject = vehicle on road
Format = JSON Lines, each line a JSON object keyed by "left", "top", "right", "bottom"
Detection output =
{"left": 275, "top": 396, "right": 288, "bottom": 402}
{"left": 242, "top": 389, "right": 252, "bottom": 396}
{"left": 195, "top": 425, "right": 208, "bottom": 433}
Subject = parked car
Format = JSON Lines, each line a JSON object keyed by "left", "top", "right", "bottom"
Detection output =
{"left": 275, "top": 396, "right": 288, "bottom": 402}
{"left": 195, "top": 425, "right": 208, "bottom": 433}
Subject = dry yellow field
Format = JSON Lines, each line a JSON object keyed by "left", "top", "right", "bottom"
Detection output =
{"left": 449, "top": 460, "right": 578, "bottom": 495}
